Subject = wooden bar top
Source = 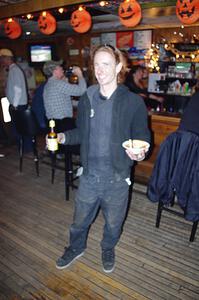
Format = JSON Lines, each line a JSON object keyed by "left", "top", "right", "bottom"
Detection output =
{"left": 134, "top": 112, "right": 181, "bottom": 184}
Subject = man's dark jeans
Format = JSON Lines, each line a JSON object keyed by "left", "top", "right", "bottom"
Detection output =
{"left": 69, "top": 172, "right": 130, "bottom": 252}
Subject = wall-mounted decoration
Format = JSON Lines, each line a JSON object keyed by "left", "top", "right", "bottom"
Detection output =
{"left": 66, "top": 37, "right": 75, "bottom": 46}
{"left": 4, "top": 19, "right": 22, "bottom": 39}
{"left": 116, "top": 31, "right": 133, "bottom": 49}
{"left": 38, "top": 12, "right": 56, "bottom": 35}
{"left": 118, "top": 0, "right": 142, "bottom": 28}
{"left": 101, "top": 32, "right": 116, "bottom": 48}
{"left": 70, "top": 7, "right": 92, "bottom": 33}
{"left": 176, "top": 0, "right": 199, "bottom": 25}
{"left": 90, "top": 36, "right": 101, "bottom": 50}
{"left": 134, "top": 30, "right": 152, "bottom": 50}
{"left": 69, "top": 49, "right": 79, "bottom": 56}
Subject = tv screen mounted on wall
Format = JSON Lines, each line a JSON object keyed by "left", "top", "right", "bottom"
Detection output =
{"left": 28, "top": 44, "right": 56, "bottom": 65}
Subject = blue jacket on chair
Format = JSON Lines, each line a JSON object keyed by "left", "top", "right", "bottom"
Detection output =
{"left": 147, "top": 130, "right": 199, "bottom": 222}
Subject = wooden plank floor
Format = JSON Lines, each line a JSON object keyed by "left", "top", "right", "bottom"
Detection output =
{"left": 0, "top": 144, "right": 199, "bottom": 300}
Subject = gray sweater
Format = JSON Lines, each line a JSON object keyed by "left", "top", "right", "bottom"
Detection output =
{"left": 63, "top": 84, "right": 151, "bottom": 176}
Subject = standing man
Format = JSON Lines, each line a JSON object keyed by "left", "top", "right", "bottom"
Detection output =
{"left": 0, "top": 49, "right": 28, "bottom": 110}
{"left": 0, "top": 49, "right": 32, "bottom": 151}
{"left": 43, "top": 60, "right": 87, "bottom": 132}
{"left": 56, "top": 45, "right": 151, "bottom": 273}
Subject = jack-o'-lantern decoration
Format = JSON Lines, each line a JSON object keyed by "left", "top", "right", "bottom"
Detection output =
{"left": 176, "top": 0, "right": 199, "bottom": 24}
{"left": 118, "top": 0, "right": 142, "bottom": 28}
{"left": 38, "top": 11, "right": 56, "bottom": 35}
{"left": 4, "top": 18, "right": 22, "bottom": 39}
{"left": 70, "top": 7, "right": 92, "bottom": 33}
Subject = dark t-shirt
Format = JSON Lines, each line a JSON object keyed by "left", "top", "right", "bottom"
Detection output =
{"left": 88, "top": 89, "right": 115, "bottom": 175}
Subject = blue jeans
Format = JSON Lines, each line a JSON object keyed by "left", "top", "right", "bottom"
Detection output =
{"left": 69, "top": 172, "right": 130, "bottom": 251}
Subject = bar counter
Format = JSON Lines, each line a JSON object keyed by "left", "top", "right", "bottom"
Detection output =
{"left": 134, "top": 112, "right": 181, "bottom": 184}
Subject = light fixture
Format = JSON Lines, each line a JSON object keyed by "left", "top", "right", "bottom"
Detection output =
{"left": 42, "top": 11, "right": 47, "bottom": 17}
{"left": 99, "top": 1, "right": 108, "bottom": 6}
{"left": 26, "top": 14, "right": 33, "bottom": 19}
{"left": 58, "top": 7, "right": 64, "bottom": 14}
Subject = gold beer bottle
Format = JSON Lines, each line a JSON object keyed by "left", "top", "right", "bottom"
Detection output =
{"left": 47, "top": 120, "right": 58, "bottom": 152}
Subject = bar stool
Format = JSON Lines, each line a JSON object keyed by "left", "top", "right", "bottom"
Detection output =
{"left": 49, "top": 117, "right": 80, "bottom": 201}
{"left": 50, "top": 144, "right": 80, "bottom": 201}
{"left": 10, "top": 107, "right": 40, "bottom": 176}
{"left": 64, "top": 144, "right": 80, "bottom": 201}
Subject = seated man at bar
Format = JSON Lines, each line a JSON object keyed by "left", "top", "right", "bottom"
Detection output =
{"left": 55, "top": 45, "right": 151, "bottom": 273}
{"left": 125, "top": 65, "right": 164, "bottom": 110}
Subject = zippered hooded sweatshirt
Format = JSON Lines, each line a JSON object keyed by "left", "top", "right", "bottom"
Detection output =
{"left": 63, "top": 84, "right": 151, "bottom": 177}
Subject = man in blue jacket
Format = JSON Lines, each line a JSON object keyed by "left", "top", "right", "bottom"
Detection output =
{"left": 56, "top": 45, "right": 151, "bottom": 273}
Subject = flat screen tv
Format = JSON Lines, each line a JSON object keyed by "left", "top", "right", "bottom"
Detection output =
{"left": 28, "top": 44, "right": 56, "bottom": 65}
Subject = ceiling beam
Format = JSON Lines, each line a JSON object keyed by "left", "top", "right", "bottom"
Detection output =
{"left": 0, "top": 0, "right": 94, "bottom": 19}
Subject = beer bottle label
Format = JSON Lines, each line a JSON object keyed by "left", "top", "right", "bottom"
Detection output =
{"left": 48, "top": 138, "right": 58, "bottom": 151}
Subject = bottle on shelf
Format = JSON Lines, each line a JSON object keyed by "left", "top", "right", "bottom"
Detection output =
{"left": 47, "top": 119, "right": 58, "bottom": 152}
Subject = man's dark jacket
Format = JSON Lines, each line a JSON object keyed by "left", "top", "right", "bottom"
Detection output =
{"left": 63, "top": 84, "right": 151, "bottom": 176}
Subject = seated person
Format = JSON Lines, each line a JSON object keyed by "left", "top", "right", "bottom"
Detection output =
{"left": 125, "top": 65, "right": 164, "bottom": 110}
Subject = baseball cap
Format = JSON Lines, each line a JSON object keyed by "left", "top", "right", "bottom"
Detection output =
{"left": 43, "top": 60, "right": 63, "bottom": 76}
{"left": 0, "top": 48, "right": 13, "bottom": 57}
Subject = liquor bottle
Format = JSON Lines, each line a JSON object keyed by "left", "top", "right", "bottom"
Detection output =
{"left": 47, "top": 119, "right": 58, "bottom": 152}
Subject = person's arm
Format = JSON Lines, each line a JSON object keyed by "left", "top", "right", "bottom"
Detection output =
{"left": 64, "top": 66, "right": 87, "bottom": 96}
{"left": 149, "top": 93, "right": 164, "bottom": 103}
{"left": 126, "top": 98, "right": 151, "bottom": 161}
{"left": 13, "top": 86, "right": 22, "bottom": 107}
{"left": 8, "top": 66, "right": 24, "bottom": 107}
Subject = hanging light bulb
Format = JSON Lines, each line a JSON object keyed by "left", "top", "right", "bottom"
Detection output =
{"left": 42, "top": 11, "right": 47, "bottom": 17}
{"left": 26, "top": 14, "right": 33, "bottom": 19}
{"left": 99, "top": 1, "right": 106, "bottom": 6}
{"left": 58, "top": 7, "right": 64, "bottom": 14}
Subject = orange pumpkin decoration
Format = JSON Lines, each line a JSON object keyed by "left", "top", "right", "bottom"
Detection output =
{"left": 70, "top": 7, "right": 92, "bottom": 33}
{"left": 176, "top": 0, "right": 199, "bottom": 24}
{"left": 4, "top": 19, "right": 22, "bottom": 39}
{"left": 38, "top": 12, "right": 56, "bottom": 35}
{"left": 118, "top": 0, "right": 142, "bottom": 28}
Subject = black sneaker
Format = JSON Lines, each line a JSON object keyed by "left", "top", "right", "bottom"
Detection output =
{"left": 56, "top": 247, "right": 84, "bottom": 270}
{"left": 102, "top": 248, "right": 115, "bottom": 273}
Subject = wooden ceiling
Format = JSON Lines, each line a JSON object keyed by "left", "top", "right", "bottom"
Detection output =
{"left": 0, "top": 0, "right": 198, "bottom": 39}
